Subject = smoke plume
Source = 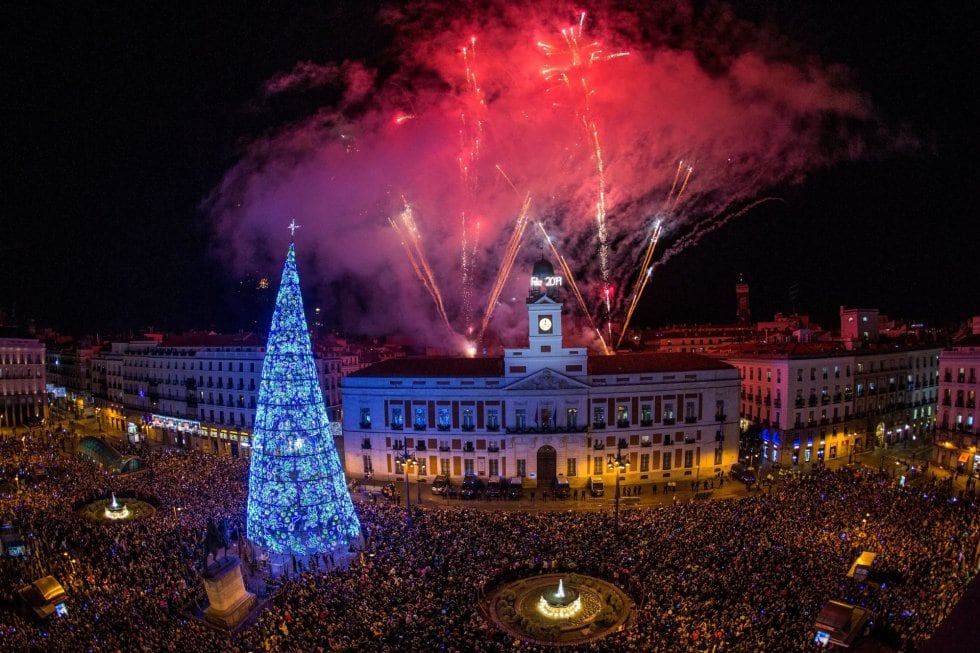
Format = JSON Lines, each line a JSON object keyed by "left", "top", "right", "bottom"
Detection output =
{"left": 206, "top": 0, "right": 889, "bottom": 349}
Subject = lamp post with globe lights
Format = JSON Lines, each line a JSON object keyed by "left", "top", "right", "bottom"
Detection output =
{"left": 608, "top": 438, "right": 630, "bottom": 533}
{"left": 396, "top": 441, "right": 417, "bottom": 527}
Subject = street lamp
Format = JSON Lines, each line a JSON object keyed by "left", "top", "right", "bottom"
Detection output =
{"left": 607, "top": 438, "right": 630, "bottom": 533}
{"left": 396, "top": 441, "right": 417, "bottom": 528}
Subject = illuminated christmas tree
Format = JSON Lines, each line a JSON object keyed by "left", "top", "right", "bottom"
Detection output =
{"left": 247, "top": 239, "right": 360, "bottom": 556}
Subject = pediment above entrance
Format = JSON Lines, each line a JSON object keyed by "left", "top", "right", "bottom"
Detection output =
{"left": 503, "top": 368, "right": 589, "bottom": 391}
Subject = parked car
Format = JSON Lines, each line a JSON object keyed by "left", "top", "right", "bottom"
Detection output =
{"left": 431, "top": 475, "right": 450, "bottom": 496}
{"left": 460, "top": 474, "right": 483, "bottom": 499}
{"left": 588, "top": 477, "right": 605, "bottom": 497}
{"left": 552, "top": 477, "right": 570, "bottom": 499}
{"left": 730, "top": 463, "right": 757, "bottom": 485}
{"left": 486, "top": 475, "right": 502, "bottom": 498}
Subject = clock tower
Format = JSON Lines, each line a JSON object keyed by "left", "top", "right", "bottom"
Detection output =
{"left": 503, "top": 258, "right": 588, "bottom": 379}
{"left": 527, "top": 258, "right": 563, "bottom": 349}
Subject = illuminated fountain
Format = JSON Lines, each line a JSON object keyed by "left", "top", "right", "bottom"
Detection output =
{"left": 104, "top": 493, "right": 130, "bottom": 520}
{"left": 79, "top": 493, "right": 154, "bottom": 524}
{"left": 537, "top": 577, "right": 582, "bottom": 620}
{"left": 485, "top": 572, "right": 634, "bottom": 646}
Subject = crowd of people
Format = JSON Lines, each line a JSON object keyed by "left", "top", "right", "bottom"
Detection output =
{"left": 1, "top": 427, "right": 978, "bottom": 652}
{"left": 0, "top": 429, "right": 245, "bottom": 652}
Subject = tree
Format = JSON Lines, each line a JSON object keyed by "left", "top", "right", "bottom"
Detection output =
{"left": 246, "top": 243, "right": 360, "bottom": 555}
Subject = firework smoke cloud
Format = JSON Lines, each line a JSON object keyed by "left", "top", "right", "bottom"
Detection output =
{"left": 206, "top": 0, "right": 891, "bottom": 348}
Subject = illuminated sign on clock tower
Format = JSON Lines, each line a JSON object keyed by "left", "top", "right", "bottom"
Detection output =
{"left": 527, "top": 257, "right": 563, "bottom": 348}
{"left": 503, "top": 256, "right": 588, "bottom": 379}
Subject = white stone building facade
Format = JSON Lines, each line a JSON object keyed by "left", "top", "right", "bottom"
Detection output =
{"left": 342, "top": 261, "right": 741, "bottom": 491}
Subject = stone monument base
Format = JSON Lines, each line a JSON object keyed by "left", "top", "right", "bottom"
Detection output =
{"left": 202, "top": 556, "right": 256, "bottom": 630}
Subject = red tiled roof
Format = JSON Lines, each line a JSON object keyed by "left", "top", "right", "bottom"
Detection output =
{"left": 587, "top": 352, "right": 734, "bottom": 373}
{"left": 348, "top": 356, "right": 504, "bottom": 378}
{"left": 161, "top": 332, "right": 260, "bottom": 347}
{"left": 952, "top": 334, "right": 980, "bottom": 348}
{"left": 723, "top": 340, "right": 942, "bottom": 359}
{"left": 350, "top": 352, "right": 732, "bottom": 378}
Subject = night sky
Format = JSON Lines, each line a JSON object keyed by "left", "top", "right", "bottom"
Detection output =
{"left": 3, "top": 1, "right": 975, "bottom": 339}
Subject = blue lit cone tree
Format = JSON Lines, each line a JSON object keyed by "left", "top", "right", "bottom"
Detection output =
{"left": 247, "top": 243, "right": 360, "bottom": 557}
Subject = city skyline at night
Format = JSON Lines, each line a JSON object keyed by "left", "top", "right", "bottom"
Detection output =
{"left": 2, "top": 1, "right": 979, "bottom": 640}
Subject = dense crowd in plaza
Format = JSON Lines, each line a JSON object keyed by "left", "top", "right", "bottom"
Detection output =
{"left": 1, "top": 427, "right": 978, "bottom": 652}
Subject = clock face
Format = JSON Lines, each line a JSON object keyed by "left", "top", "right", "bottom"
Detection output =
{"left": 538, "top": 316, "right": 553, "bottom": 333}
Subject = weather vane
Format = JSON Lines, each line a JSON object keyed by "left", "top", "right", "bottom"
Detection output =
{"left": 288, "top": 219, "right": 301, "bottom": 238}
